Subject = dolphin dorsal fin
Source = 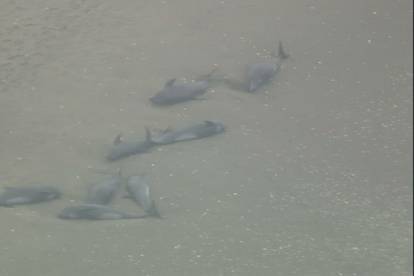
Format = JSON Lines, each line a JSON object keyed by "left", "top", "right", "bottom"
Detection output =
{"left": 277, "top": 41, "right": 289, "bottom": 60}
{"left": 116, "top": 168, "right": 122, "bottom": 178}
{"left": 270, "top": 41, "right": 289, "bottom": 60}
{"left": 165, "top": 78, "right": 176, "bottom": 87}
{"left": 144, "top": 127, "right": 152, "bottom": 143}
{"left": 113, "top": 133, "right": 123, "bottom": 145}
{"left": 161, "top": 126, "right": 173, "bottom": 134}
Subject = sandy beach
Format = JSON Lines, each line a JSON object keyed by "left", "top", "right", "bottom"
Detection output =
{"left": 0, "top": 0, "right": 412, "bottom": 275}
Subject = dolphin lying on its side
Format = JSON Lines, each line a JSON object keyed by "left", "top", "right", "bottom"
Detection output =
{"left": 126, "top": 175, "right": 161, "bottom": 218}
{"left": 224, "top": 41, "right": 289, "bottom": 93}
{"left": 152, "top": 121, "right": 225, "bottom": 145}
{"left": 0, "top": 186, "right": 61, "bottom": 207}
{"left": 85, "top": 170, "right": 123, "bottom": 205}
{"left": 246, "top": 42, "right": 289, "bottom": 92}
{"left": 58, "top": 204, "right": 147, "bottom": 220}
{"left": 150, "top": 69, "right": 218, "bottom": 105}
{"left": 106, "top": 128, "right": 156, "bottom": 161}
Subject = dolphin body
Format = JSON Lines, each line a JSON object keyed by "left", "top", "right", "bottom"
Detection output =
{"left": 126, "top": 175, "right": 161, "bottom": 218}
{"left": 223, "top": 42, "right": 289, "bottom": 92}
{"left": 152, "top": 121, "right": 225, "bottom": 145}
{"left": 106, "top": 128, "right": 155, "bottom": 161}
{"left": 85, "top": 171, "right": 123, "bottom": 205}
{"left": 150, "top": 69, "right": 218, "bottom": 105}
{"left": 150, "top": 79, "right": 209, "bottom": 105}
{"left": 0, "top": 186, "right": 61, "bottom": 207}
{"left": 58, "top": 204, "right": 147, "bottom": 220}
{"left": 246, "top": 41, "right": 289, "bottom": 92}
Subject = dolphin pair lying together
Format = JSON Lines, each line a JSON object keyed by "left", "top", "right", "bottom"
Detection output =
{"left": 0, "top": 175, "right": 160, "bottom": 220}
{"left": 106, "top": 120, "right": 225, "bottom": 161}
{"left": 149, "top": 42, "right": 289, "bottom": 105}
{"left": 59, "top": 174, "right": 160, "bottom": 220}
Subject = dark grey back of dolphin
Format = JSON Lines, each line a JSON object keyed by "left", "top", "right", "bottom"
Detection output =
{"left": 151, "top": 121, "right": 225, "bottom": 145}
{"left": 150, "top": 68, "right": 218, "bottom": 106}
{"left": 85, "top": 171, "right": 123, "bottom": 205}
{"left": 0, "top": 186, "right": 61, "bottom": 207}
{"left": 150, "top": 80, "right": 209, "bottom": 105}
{"left": 58, "top": 204, "right": 147, "bottom": 220}
{"left": 126, "top": 176, "right": 161, "bottom": 218}
{"left": 247, "top": 41, "right": 289, "bottom": 93}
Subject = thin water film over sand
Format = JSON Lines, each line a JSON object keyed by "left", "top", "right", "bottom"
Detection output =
{"left": 0, "top": 0, "right": 412, "bottom": 275}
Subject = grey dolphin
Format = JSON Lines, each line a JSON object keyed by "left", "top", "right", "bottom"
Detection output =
{"left": 223, "top": 42, "right": 289, "bottom": 92}
{"left": 246, "top": 41, "right": 289, "bottom": 92}
{"left": 150, "top": 69, "right": 217, "bottom": 105}
{"left": 85, "top": 170, "right": 123, "bottom": 205}
{"left": 0, "top": 186, "right": 61, "bottom": 207}
{"left": 126, "top": 175, "right": 161, "bottom": 218}
{"left": 58, "top": 204, "right": 147, "bottom": 220}
{"left": 152, "top": 121, "right": 225, "bottom": 145}
{"left": 106, "top": 128, "right": 155, "bottom": 161}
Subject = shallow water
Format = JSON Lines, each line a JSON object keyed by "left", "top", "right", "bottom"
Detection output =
{"left": 0, "top": 0, "right": 412, "bottom": 275}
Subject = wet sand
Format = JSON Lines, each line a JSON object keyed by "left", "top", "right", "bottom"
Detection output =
{"left": 0, "top": 0, "right": 412, "bottom": 275}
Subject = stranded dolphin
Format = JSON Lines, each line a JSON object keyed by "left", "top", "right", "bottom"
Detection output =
{"left": 150, "top": 69, "right": 218, "bottom": 105}
{"left": 224, "top": 41, "right": 289, "bottom": 92}
{"left": 151, "top": 121, "right": 225, "bottom": 145}
{"left": 106, "top": 128, "right": 155, "bottom": 161}
{"left": 126, "top": 175, "right": 161, "bottom": 218}
{"left": 58, "top": 204, "right": 147, "bottom": 220}
{"left": 0, "top": 186, "right": 61, "bottom": 207}
{"left": 246, "top": 41, "right": 289, "bottom": 92}
{"left": 85, "top": 170, "right": 123, "bottom": 205}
